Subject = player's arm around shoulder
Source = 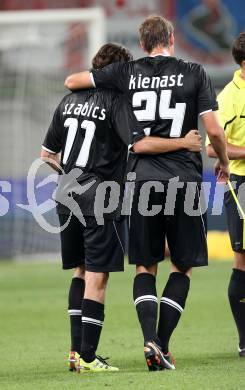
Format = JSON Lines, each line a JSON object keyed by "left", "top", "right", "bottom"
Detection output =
{"left": 65, "top": 70, "right": 93, "bottom": 90}
{"left": 64, "top": 61, "right": 127, "bottom": 92}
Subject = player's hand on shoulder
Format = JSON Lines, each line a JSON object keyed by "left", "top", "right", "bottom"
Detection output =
{"left": 184, "top": 130, "right": 202, "bottom": 152}
{"left": 214, "top": 159, "right": 230, "bottom": 183}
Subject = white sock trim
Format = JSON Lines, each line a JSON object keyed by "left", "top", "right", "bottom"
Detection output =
{"left": 161, "top": 297, "right": 183, "bottom": 313}
{"left": 134, "top": 295, "right": 158, "bottom": 306}
{"left": 68, "top": 309, "right": 82, "bottom": 316}
{"left": 82, "top": 316, "right": 103, "bottom": 327}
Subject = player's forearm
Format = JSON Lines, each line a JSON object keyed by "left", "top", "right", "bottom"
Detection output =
{"left": 132, "top": 136, "right": 187, "bottom": 154}
{"left": 207, "top": 143, "right": 245, "bottom": 160}
{"left": 45, "top": 160, "right": 60, "bottom": 173}
{"left": 40, "top": 149, "right": 61, "bottom": 172}
{"left": 64, "top": 71, "right": 93, "bottom": 90}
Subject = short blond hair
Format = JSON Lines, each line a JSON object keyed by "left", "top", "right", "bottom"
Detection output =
{"left": 139, "top": 15, "right": 174, "bottom": 53}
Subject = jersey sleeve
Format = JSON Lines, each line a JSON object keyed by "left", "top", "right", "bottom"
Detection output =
{"left": 42, "top": 103, "right": 64, "bottom": 153}
{"left": 197, "top": 65, "right": 218, "bottom": 116}
{"left": 91, "top": 62, "right": 127, "bottom": 92}
{"left": 110, "top": 94, "right": 145, "bottom": 146}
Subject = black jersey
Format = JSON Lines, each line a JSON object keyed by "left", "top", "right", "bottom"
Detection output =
{"left": 91, "top": 55, "right": 218, "bottom": 182}
{"left": 43, "top": 88, "right": 143, "bottom": 215}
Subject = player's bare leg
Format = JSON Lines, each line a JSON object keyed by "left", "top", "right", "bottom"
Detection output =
{"left": 228, "top": 251, "right": 245, "bottom": 357}
{"left": 157, "top": 262, "right": 191, "bottom": 368}
{"left": 136, "top": 264, "right": 158, "bottom": 276}
{"left": 77, "top": 271, "right": 118, "bottom": 372}
{"left": 68, "top": 266, "right": 85, "bottom": 371}
{"left": 170, "top": 263, "right": 192, "bottom": 277}
{"left": 83, "top": 271, "right": 109, "bottom": 303}
{"left": 73, "top": 266, "right": 85, "bottom": 279}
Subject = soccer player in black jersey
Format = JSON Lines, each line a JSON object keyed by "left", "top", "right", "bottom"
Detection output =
{"left": 64, "top": 15, "right": 230, "bottom": 371}
{"left": 41, "top": 42, "right": 202, "bottom": 373}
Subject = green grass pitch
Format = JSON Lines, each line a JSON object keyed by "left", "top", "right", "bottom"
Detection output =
{"left": 0, "top": 259, "right": 244, "bottom": 390}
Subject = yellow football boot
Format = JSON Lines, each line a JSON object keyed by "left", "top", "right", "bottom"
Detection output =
{"left": 77, "top": 356, "right": 119, "bottom": 373}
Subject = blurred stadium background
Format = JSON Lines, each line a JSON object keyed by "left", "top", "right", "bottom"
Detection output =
{"left": 0, "top": 0, "right": 244, "bottom": 259}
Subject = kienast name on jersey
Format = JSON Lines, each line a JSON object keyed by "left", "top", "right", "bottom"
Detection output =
{"left": 129, "top": 73, "right": 184, "bottom": 90}
{"left": 62, "top": 102, "right": 106, "bottom": 121}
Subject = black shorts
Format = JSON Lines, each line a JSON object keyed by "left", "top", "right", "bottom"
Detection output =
{"left": 128, "top": 181, "right": 208, "bottom": 270}
{"left": 58, "top": 214, "right": 125, "bottom": 272}
{"left": 224, "top": 174, "right": 245, "bottom": 253}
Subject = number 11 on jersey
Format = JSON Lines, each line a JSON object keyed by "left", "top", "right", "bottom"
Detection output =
{"left": 63, "top": 118, "right": 96, "bottom": 167}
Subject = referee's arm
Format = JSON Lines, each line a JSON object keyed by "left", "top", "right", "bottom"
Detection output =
{"left": 201, "top": 111, "right": 230, "bottom": 181}
{"left": 206, "top": 142, "right": 245, "bottom": 160}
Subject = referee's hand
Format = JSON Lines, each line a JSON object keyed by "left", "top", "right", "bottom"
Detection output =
{"left": 214, "top": 160, "right": 230, "bottom": 183}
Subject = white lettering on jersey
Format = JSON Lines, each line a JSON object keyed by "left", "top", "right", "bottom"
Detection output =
{"left": 152, "top": 77, "right": 160, "bottom": 89}
{"left": 160, "top": 76, "right": 168, "bottom": 88}
{"left": 62, "top": 103, "right": 106, "bottom": 121}
{"left": 74, "top": 104, "right": 83, "bottom": 115}
{"left": 92, "top": 106, "right": 100, "bottom": 119}
{"left": 177, "top": 74, "right": 184, "bottom": 86}
{"left": 129, "top": 75, "right": 136, "bottom": 89}
{"left": 128, "top": 73, "right": 184, "bottom": 90}
{"left": 63, "top": 104, "right": 68, "bottom": 115}
{"left": 67, "top": 103, "right": 75, "bottom": 115}
{"left": 99, "top": 109, "right": 106, "bottom": 121}
{"left": 81, "top": 102, "right": 89, "bottom": 116}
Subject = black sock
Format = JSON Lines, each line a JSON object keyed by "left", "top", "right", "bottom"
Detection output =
{"left": 228, "top": 268, "right": 245, "bottom": 348}
{"left": 133, "top": 273, "right": 159, "bottom": 344}
{"left": 80, "top": 299, "right": 104, "bottom": 363}
{"left": 68, "top": 277, "right": 85, "bottom": 354}
{"left": 157, "top": 272, "right": 190, "bottom": 353}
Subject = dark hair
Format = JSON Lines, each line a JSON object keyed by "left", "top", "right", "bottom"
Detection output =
{"left": 232, "top": 32, "right": 245, "bottom": 66}
{"left": 92, "top": 43, "right": 133, "bottom": 69}
{"left": 139, "top": 15, "right": 174, "bottom": 53}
